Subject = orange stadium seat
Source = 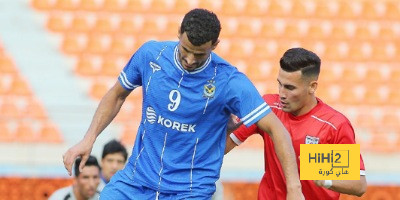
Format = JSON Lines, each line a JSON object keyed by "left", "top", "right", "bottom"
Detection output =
{"left": 79, "top": 0, "right": 99, "bottom": 11}
{"left": 243, "top": 0, "right": 268, "bottom": 16}
{"left": 0, "top": 121, "right": 13, "bottom": 142}
{"left": 387, "top": 87, "right": 400, "bottom": 106}
{"left": 390, "top": 68, "right": 400, "bottom": 82}
{"left": 0, "top": 98, "right": 21, "bottom": 119}
{"left": 381, "top": 111, "right": 400, "bottom": 130}
{"left": 141, "top": 18, "right": 163, "bottom": 34}
{"left": 125, "top": 0, "right": 147, "bottom": 13}
{"left": 8, "top": 77, "right": 32, "bottom": 96}
{"left": 259, "top": 22, "right": 281, "bottom": 38}
{"left": 339, "top": 85, "right": 361, "bottom": 105}
{"left": 85, "top": 34, "right": 109, "bottom": 55}
{"left": 354, "top": 25, "right": 373, "bottom": 40}
{"left": 75, "top": 57, "right": 98, "bottom": 76}
{"left": 118, "top": 18, "right": 138, "bottom": 34}
{"left": 0, "top": 55, "right": 17, "bottom": 74}
{"left": 31, "top": 0, "right": 53, "bottom": 10}
{"left": 291, "top": 0, "right": 309, "bottom": 17}
{"left": 307, "top": 24, "right": 327, "bottom": 39}
{"left": 364, "top": 68, "right": 386, "bottom": 83}
{"left": 109, "top": 36, "right": 129, "bottom": 56}
{"left": 236, "top": 20, "right": 258, "bottom": 37}
{"left": 220, "top": 0, "right": 242, "bottom": 16}
{"left": 100, "top": 58, "right": 120, "bottom": 77}
{"left": 14, "top": 121, "right": 36, "bottom": 142}
{"left": 24, "top": 98, "right": 48, "bottom": 119}
{"left": 38, "top": 122, "right": 63, "bottom": 143}
{"left": 323, "top": 42, "right": 347, "bottom": 61}
{"left": 330, "top": 25, "right": 349, "bottom": 39}
{"left": 89, "top": 81, "right": 109, "bottom": 100}
{"left": 93, "top": 16, "right": 114, "bottom": 33}
{"left": 46, "top": 14, "right": 68, "bottom": 33}
{"left": 54, "top": 0, "right": 76, "bottom": 10}
{"left": 372, "top": 42, "right": 397, "bottom": 61}
{"left": 283, "top": 23, "right": 303, "bottom": 39}
{"left": 70, "top": 15, "right": 92, "bottom": 33}
{"left": 361, "top": 1, "right": 381, "bottom": 19}
{"left": 384, "top": 1, "right": 400, "bottom": 19}
{"left": 150, "top": 0, "right": 173, "bottom": 14}
{"left": 337, "top": 1, "right": 359, "bottom": 19}
{"left": 174, "top": 0, "right": 196, "bottom": 14}
{"left": 165, "top": 20, "right": 181, "bottom": 35}
{"left": 101, "top": 0, "right": 123, "bottom": 12}
{"left": 314, "top": 1, "right": 337, "bottom": 19}
{"left": 266, "top": 0, "right": 286, "bottom": 17}
{"left": 61, "top": 34, "right": 84, "bottom": 54}
{"left": 378, "top": 26, "right": 397, "bottom": 40}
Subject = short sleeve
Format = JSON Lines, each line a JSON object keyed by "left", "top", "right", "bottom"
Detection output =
{"left": 331, "top": 120, "right": 366, "bottom": 172}
{"left": 331, "top": 120, "right": 356, "bottom": 144}
{"left": 231, "top": 124, "right": 259, "bottom": 145}
{"left": 118, "top": 43, "right": 148, "bottom": 91}
{"left": 225, "top": 71, "right": 271, "bottom": 127}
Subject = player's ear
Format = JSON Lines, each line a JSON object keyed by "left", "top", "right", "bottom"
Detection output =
{"left": 211, "top": 39, "right": 220, "bottom": 50}
{"left": 309, "top": 80, "right": 318, "bottom": 94}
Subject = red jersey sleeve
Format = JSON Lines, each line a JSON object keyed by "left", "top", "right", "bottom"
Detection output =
{"left": 331, "top": 120, "right": 366, "bottom": 171}
{"left": 231, "top": 123, "right": 258, "bottom": 145}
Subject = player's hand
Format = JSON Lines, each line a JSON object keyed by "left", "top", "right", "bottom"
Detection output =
{"left": 226, "top": 114, "right": 242, "bottom": 133}
{"left": 63, "top": 139, "right": 94, "bottom": 176}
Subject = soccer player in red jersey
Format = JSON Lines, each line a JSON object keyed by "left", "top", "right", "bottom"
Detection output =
{"left": 226, "top": 48, "right": 367, "bottom": 200}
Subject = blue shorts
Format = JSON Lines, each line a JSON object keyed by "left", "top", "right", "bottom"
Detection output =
{"left": 100, "top": 170, "right": 212, "bottom": 200}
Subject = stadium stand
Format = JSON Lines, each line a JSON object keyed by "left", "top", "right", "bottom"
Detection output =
{"left": 0, "top": 43, "right": 63, "bottom": 144}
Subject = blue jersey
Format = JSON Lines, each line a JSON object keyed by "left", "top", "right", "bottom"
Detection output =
{"left": 117, "top": 41, "right": 271, "bottom": 195}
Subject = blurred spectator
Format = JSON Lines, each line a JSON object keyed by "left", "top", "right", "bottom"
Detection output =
{"left": 98, "top": 139, "right": 128, "bottom": 191}
{"left": 49, "top": 155, "right": 100, "bottom": 200}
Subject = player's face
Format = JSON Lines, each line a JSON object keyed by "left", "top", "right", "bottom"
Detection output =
{"left": 178, "top": 32, "right": 218, "bottom": 71}
{"left": 277, "top": 69, "right": 315, "bottom": 116}
{"left": 101, "top": 153, "right": 126, "bottom": 181}
{"left": 75, "top": 165, "right": 100, "bottom": 199}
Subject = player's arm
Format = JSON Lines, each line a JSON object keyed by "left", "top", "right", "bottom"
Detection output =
{"left": 225, "top": 135, "right": 237, "bottom": 154}
{"left": 225, "top": 114, "right": 242, "bottom": 154}
{"left": 314, "top": 122, "right": 367, "bottom": 197}
{"left": 63, "top": 81, "right": 131, "bottom": 175}
{"left": 314, "top": 176, "right": 367, "bottom": 197}
{"left": 256, "top": 112, "right": 304, "bottom": 200}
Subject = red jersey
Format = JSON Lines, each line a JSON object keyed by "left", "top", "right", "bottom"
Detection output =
{"left": 232, "top": 94, "right": 366, "bottom": 200}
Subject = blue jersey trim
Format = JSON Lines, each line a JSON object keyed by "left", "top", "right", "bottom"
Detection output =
{"left": 242, "top": 102, "right": 271, "bottom": 126}
{"left": 119, "top": 71, "right": 138, "bottom": 90}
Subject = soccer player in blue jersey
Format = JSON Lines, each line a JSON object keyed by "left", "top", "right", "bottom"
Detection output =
{"left": 63, "top": 8, "right": 304, "bottom": 199}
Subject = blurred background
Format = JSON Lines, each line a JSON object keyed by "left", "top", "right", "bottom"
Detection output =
{"left": 0, "top": 0, "right": 399, "bottom": 199}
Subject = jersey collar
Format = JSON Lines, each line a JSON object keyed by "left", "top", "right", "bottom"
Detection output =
{"left": 174, "top": 45, "right": 211, "bottom": 74}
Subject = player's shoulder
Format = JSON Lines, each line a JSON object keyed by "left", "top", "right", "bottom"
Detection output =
{"left": 315, "top": 99, "right": 352, "bottom": 127}
{"left": 262, "top": 94, "right": 279, "bottom": 105}
{"left": 139, "top": 40, "right": 176, "bottom": 53}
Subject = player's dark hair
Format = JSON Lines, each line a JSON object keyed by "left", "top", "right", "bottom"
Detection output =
{"left": 180, "top": 8, "right": 221, "bottom": 46}
{"left": 280, "top": 48, "right": 321, "bottom": 79}
{"left": 101, "top": 139, "right": 128, "bottom": 161}
{"left": 74, "top": 155, "right": 100, "bottom": 177}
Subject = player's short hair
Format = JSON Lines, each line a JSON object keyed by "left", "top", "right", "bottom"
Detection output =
{"left": 280, "top": 48, "right": 321, "bottom": 79}
{"left": 74, "top": 155, "right": 100, "bottom": 177}
{"left": 180, "top": 8, "right": 221, "bottom": 46}
{"left": 101, "top": 139, "right": 128, "bottom": 161}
